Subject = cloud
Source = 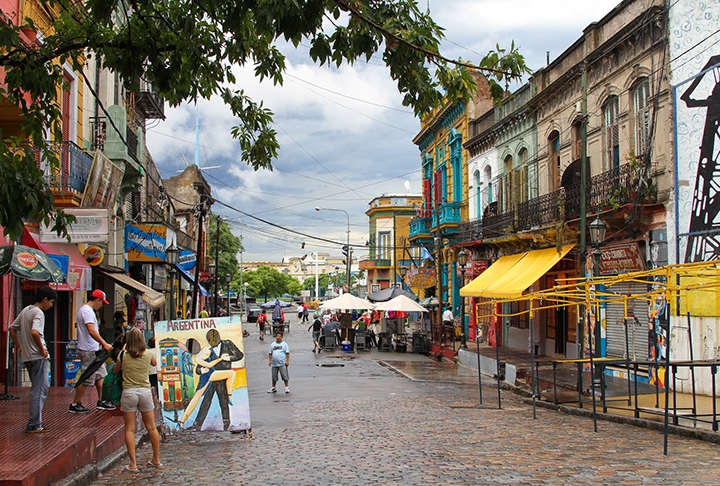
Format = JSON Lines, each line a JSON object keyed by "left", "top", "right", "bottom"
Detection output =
{"left": 146, "top": 0, "right": 621, "bottom": 262}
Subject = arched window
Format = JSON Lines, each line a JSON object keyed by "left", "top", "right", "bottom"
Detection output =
{"left": 484, "top": 165, "right": 493, "bottom": 208}
{"left": 473, "top": 170, "right": 481, "bottom": 219}
{"left": 518, "top": 148, "right": 528, "bottom": 204}
{"left": 633, "top": 79, "right": 650, "bottom": 157}
{"left": 603, "top": 96, "right": 620, "bottom": 170}
{"left": 548, "top": 130, "right": 560, "bottom": 192}
{"left": 503, "top": 155, "right": 514, "bottom": 212}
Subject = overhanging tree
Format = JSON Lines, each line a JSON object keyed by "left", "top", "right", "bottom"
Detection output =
{"left": 0, "top": 0, "right": 530, "bottom": 239}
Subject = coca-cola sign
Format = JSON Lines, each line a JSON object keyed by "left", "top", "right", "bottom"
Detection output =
{"left": 17, "top": 252, "right": 38, "bottom": 269}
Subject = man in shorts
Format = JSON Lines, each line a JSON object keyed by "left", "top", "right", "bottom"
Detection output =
{"left": 70, "top": 290, "right": 115, "bottom": 413}
{"left": 267, "top": 332, "right": 290, "bottom": 393}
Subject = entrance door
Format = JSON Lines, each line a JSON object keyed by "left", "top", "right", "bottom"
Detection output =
{"left": 555, "top": 306, "right": 568, "bottom": 355}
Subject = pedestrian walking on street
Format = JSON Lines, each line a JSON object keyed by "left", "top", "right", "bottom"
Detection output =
{"left": 297, "top": 304, "right": 304, "bottom": 321}
{"left": 70, "top": 290, "right": 115, "bottom": 414}
{"left": 113, "top": 328, "right": 161, "bottom": 472}
{"left": 257, "top": 309, "right": 268, "bottom": 340}
{"left": 302, "top": 304, "right": 309, "bottom": 323}
{"left": 268, "top": 332, "right": 290, "bottom": 394}
{"left": 308, "top": 316, "right": 322, "bottom": 353}
{"left": 9, "top": 285, "right": 57, "bottom": 433}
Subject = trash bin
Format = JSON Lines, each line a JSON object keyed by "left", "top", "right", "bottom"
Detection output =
{"left": 395, "top": 342, "right": 407, "bottom": 353}
{"left": 342, "top": 343, "right": 351, "bottom": 353}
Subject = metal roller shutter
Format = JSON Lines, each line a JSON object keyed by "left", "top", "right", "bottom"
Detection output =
{"left": 604, "top": 281, "right": 650, "bottom": 360}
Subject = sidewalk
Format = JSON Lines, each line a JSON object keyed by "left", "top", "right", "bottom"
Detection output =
{"left": 456, "top": 342, "right": 720, "bottom": 434}
{"left": 0, "top": 387, "right": 128, "bottom": 486}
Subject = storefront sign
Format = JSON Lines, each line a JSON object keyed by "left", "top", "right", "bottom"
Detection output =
{"left": 40, "top": 208, "right": 110, "bottom": 243}
{"left": 457, "top": 259, "right": 489, "bottom": 279}
{"left": 599, "top": 243, "right": 645, "bottom": 275}
{"left": 84, "top": 246, "right": 105, "bottom": 266}
{"left": 126, "top": 224, "right": 176, "bottom": 262}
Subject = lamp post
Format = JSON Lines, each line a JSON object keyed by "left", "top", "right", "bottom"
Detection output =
{"left": 166, "top": 244, "right": 179, "bottom": 320}
{"left": 457, "top": 249, "right": 468, "bottom": 349}
{"left": 243, "top": 282, "right": 249, "bottom": 319}
{"left": 315, "top": 207, "right": 350, "bottom": 290}
{"left": 399, "top": 264, "right": 408, "bottom": 289}
{"left": 225, "top": 273, "right": 231, "bottom": 316}
{"left": 589, "top": 215, "right": 607, "bottom": 382}
{"left": 334, "top": 266, "right": 339, "bottom": 295}
{"left": 208, "top": 262, "right": 216, "bottom": 316}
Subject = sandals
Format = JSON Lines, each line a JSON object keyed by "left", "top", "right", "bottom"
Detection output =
{"left": 124, "top": 466, "right": 139, "bottom": 472}
{"left": 146, "top": 461, "right": 164, "bottom": 468}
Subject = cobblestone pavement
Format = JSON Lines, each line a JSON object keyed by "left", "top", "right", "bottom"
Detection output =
{"left": 91, "top": 321, "right": 720, "bottom": 485}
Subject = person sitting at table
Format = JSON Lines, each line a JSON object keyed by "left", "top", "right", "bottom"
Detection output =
{"left": 323, "top": 317, "right": 341, "bottom": 345}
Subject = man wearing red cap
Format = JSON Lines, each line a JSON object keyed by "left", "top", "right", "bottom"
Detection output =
{"left": 70, "top": 290, "right": 115, "bottom": 413}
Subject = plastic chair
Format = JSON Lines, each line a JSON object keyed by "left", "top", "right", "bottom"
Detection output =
{"left": 354, "top": 331, "right": 366, "bottom": 351}
{"left": 323, "top": 331, "right": 337, "bottom": 351}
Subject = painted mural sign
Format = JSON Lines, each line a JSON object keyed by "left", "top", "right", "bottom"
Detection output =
{"left": 81, "top": 151, "right": 124, "bottom": 209}
{"left": 598, "top": 243, "right": 645, "bottom": 275}
{"left": 126, "top": 224, "right": 175, "bottom": 262}
{"left": 155, "top": 315, "right": 251, "bottom": 432}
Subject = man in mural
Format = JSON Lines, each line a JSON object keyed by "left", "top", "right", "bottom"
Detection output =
{"left": 187, "top": 329, "right": 243, "bottom": 431}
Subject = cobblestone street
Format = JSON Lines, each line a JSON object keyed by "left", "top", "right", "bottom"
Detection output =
{"left": 90, "top": 324, "right": 720, "bottom": 485}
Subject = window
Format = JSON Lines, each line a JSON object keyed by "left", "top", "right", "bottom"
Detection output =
{"left": 378, "top": 232, "right": 391, "bottom": 260}
{"left": 633, "top": 79, "right": 651, "bottom": 157}
{"left": 518, "top": 148, "right": 528, "bottom": 204}
{"left": 548, "top": 131, "right": 560, "bottom": 191}
{"left": 473, "top": 170, "right": 481, "bottom": 220}
{"left": 484, "top": 166, "right": 493, "bottom": 206}
{"left": 604, "top": 96, "right": 620, "bottom": 170}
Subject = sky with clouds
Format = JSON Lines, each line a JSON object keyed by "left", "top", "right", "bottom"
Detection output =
{"left": 145, "top": 0, "right": 622, "bottom": 263}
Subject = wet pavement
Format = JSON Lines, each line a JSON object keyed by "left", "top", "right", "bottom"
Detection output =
{"left": 87, "top": 320, "right": 720, "bottom": 485}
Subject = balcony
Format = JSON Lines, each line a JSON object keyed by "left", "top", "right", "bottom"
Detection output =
{"left": 498, "top": 163, "right": 653, "bottom": 236}
{"left": 458, "top": 219, "right": 483, "bottom": 242}
{"left": 438, "top": 202, "right": 461, "bottom": 226}
{"left": 135, "top": 79, "right": 165, "bottom": 120}
{"left": 39, "top": 141, "right": 93, "bottom": 205}
{"left": 359, "top": 258, "right": 392, "bottom": 270}
{"left": 90, "top": 116, "right": 139, "bottom": 163}
{"left": 409, "top": 217, "right": 432, "bottom": 239}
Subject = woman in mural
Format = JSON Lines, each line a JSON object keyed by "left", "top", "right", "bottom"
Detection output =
{"left": 178, "top": 338, "right": 237, "bottom": 429}
{"left": 647, "top": 293, "right": 667, "bottom": 386}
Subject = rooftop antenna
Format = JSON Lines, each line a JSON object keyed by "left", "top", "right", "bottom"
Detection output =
{"left": 179, "top": 103, "right": 221, "bottom": 172}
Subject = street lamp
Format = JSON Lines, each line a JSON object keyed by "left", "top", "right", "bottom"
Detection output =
{"left": 225, "top": 273, "right": 232, "bottom": 316}
{"left": 316, "top": 206, "right": 350, "bottom": 290}
{"left": 399, "top": 264, "right": 408, "bottom": 288}
{"left": 588, "top": 215, "right": 607, "bottom": 382}
{"left": 165, "top": 244, "right": 179, "bottom": 320}
{"left": 243, "top": 282, "right": 249, "bottom": 320}
{"left": 208, "top": 263, "right": 216, "bottom": 316}
{"left": 457, "top": 249, "right": 469, "bottom": 349}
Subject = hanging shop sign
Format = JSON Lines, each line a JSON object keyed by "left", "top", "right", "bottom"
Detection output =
{"left": 599, "top": 243, "right": 645, "bottom": 275}
{"left": 177, "top": 250, "right": 197, "bottom": 270}
{"left": 40, "top": 208, "right": 110, "bottom": 244}
{"left": 84, "top": 245, "right": 105, "bottom": 266}
{"left": 81, "top": 151, "right": 125, "bottom": 209}
{"left": 410, "top": 271, "right": 436, "bottom": 289}
{"left": 126, "top": 224, "right": 176, "bottom": 263}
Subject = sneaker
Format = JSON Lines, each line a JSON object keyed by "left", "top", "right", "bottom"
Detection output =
{"left": 267, "top": 387, "right": 277, "bottom": 393}
{"left": 69, "top": 402, "right": 91, "bottom": 414}
{"left": 97, "top": 400, "right": 116, "bottom": 411}
{"left": 285, "top": 387, "right": 290, "bottom": 394}
{"left": 25, "top": 426, "right": 48, "bottom": 433}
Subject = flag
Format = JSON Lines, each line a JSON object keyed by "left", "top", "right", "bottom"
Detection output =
{"left": 421, "top": 246, "right": 434, "bottom": 262}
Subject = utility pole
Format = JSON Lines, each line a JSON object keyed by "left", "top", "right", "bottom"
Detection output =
{"left": 579, "top": 65, "right": 588, "bottom": 359}
{"left": 192, "top": 193, "right": 208, "bottom": 319}
{"left": 213, "top": 216, "right": 221, "bottom": 316}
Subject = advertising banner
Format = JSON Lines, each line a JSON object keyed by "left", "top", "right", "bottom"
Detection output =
{"left": 155, "top": 316, "right": 250, "bottom": 432}
{"left": 81, "top": 151, "right": 124, "bottom": 209}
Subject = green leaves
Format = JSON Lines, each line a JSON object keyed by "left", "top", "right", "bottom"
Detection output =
{"left": 1, "top": 0, "right": 531, "bottom": 238}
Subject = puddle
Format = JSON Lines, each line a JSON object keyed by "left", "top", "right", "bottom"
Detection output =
{"left": 317, "top": 363, "right": 345, "bottom": 367}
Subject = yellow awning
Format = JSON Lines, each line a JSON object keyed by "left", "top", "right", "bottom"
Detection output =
{"left": 461, "top": 245, "right": 574, "bottom": 299}
{"left": 459, "top": 252, "right": 526, "bottom": 297}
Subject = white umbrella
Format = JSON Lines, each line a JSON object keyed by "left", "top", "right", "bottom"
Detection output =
{"left": 372, "top": 295, "right": 427, "bottom": 313}
{"left": 320, "top": 293, "right": 375, "bottom": 310}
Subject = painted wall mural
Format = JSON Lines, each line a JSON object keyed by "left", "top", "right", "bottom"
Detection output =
{"left": 155, "top": 316, "right": 250, "bottom": 432}
{"left": 670, "top": 0, "right": 720, "bottom": 265}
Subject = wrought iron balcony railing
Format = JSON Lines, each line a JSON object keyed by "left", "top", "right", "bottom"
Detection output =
{"left": 458, "top": 219, "right": 482, "bottom": 242}
{"left": 41, "top": 141, "right": 93, "bottom": 193}
{"left": 90, "top": 116, "right": 139, "bottom": 162}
